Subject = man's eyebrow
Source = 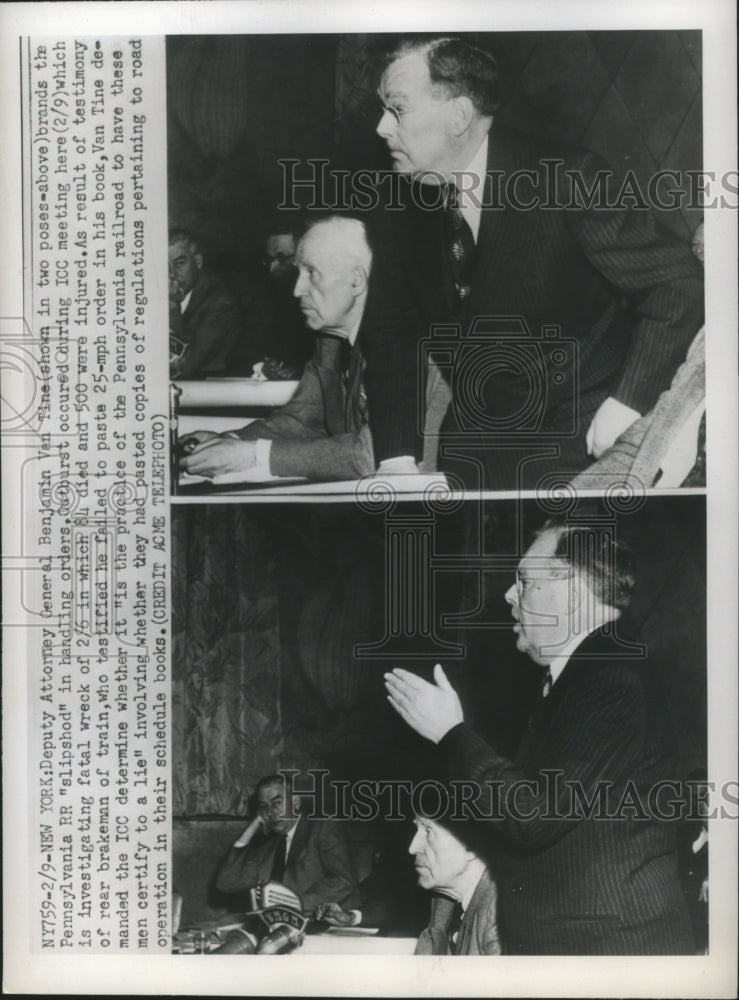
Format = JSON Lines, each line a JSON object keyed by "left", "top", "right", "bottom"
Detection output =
{"left": 378, "top": 87, "right": 408, "bottom": 104}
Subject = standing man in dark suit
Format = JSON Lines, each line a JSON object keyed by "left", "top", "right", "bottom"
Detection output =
{"left": 169, "top": 229, "right": 242, "bottom": 379}
{"left": 362, "top": 37, "right": 704, "bottom": 490}
{"left": 216, "top": 773, "right": 360, "bottom": 916}
{"left": 385, "top": 520, "right": 695, "bottom": 954}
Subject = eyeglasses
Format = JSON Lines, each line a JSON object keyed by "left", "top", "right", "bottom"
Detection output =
{"left": 376, "top": 97, "right": 444, "bottom": 126}
{"left": 262, "top": 252, "right": 294, "bottom": 267}
{"left": 514, "top": 568, "right": 571, "bottom": 601}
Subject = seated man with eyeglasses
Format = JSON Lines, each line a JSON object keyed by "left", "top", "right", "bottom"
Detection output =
{"left": 227, "top": 220, "right": 315, "bottom": 378}
{"left": 216, "top": 773, "right": 360, "bottom": 917}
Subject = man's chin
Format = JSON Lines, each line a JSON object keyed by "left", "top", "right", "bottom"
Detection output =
{"left": 415, "top": 868, "right": 433, "bottom": 889}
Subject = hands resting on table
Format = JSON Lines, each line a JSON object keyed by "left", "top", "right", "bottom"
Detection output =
{"left": 179, "top": 431, "right": 258, "bottom": 478}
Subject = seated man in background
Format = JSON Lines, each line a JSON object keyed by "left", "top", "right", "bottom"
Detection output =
{"left": 317, "top": 807, "right": 499, "bottom": 955}
{"left": 227, "top": 220, "right": 315, "bottom": 379}
{"left": 180, "top": 215, "right": 375, "bottom": 482}
{"left": 216, "top": 773, "right": 360, "bottom": 916}
{"left": 169, "top": 228, "right": 243, "bottom": 379}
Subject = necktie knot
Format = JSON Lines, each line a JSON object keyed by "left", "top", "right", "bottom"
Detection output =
{"left": 541, "top": 668, "right": 553, "bottom": 698}
{"left": 448, "top": 901, "right": 463, "bottom": 953}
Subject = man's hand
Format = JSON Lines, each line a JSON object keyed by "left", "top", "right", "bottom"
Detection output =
{"left": 179, "top": 430, "right": 220, "bottom": 456}
{"left": 586, "top": 397, "right": 640, "bottom": 459}
{"left": 233, "top": 813, "right": 265, "bottom": 848}
{"left": 384, "top": 664, "right": 463, "bottom": 743}
{"left": 180, "top": 436, "right": 258, "bottom": 477}
{"left": 314, "top": 901, "right": 358, "bottom": 927}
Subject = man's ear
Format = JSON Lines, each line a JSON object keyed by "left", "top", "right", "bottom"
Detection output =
{"left": 568, "top": 573, "right": 585, "bottom": 615}
{"left": 351, "top": 264, "right": 369, "bottom": 297}
{"left": 450, "top": 95, "right": 474, "bottom": 136}
{"left": 291, "top": 794, "right": 301, "bottom": 817}
{"left": 194, "top": 251, "right": 204, "bottom": 271}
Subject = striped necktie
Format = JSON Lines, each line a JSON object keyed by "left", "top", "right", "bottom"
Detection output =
{"left": 541, "top": 668, "right": 553, "bottom": 698}
{"left": 444, "top": 183, "right": 476, "bottom": 308}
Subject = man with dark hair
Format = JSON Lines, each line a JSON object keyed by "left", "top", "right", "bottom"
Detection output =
{"left": 216, "top": 773, "right": 360, "bottom": 915}
{"left": 227, "top": 218, "right": 315, "bottom": 377}
{"left": 363, "top": 36, "right": 704, "bottom": 489}
{"left": 169, "top": 228, "right": 242, "bottom": 378}
{"left": 385, "top": 519, "right": 694, "bottom": 954}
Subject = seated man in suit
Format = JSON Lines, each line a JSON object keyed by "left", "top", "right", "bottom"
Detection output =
{"left": 180, "top": 216, "right": 375, "bottom": 482}
{"left": 385, "top": 520, "right": 695, "bottom": 954}
{"left": 316, "top": 807, "right": 499, "bottom": 955}
{"left": 215, "top": 773, "right": 360, "bottom": 917}
{"left": 169, "top": 229, "right": 242, "bottom": 379}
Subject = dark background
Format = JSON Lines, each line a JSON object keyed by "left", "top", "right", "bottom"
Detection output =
{"left": 166, "top": 31, "right": 702, "bottom": 290}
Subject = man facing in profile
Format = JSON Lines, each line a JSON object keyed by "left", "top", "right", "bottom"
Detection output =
{"left": 216, "top": 773, "right": 359, "bottom": 916}
{"left": 362, "top": 36, "right": 703, "bottom": 489}
{"left": 385, "top": 520, "right": 694, "bottom": 954}
{"left": 180, "top": 216, "right": 375, "bottom": 482}
{"left": 316, "top": 808, "right": 499, "bottom": 954}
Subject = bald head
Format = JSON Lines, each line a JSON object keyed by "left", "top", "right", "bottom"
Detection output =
{"left": 293, "top": 217, "right": 372, "bottom": 341}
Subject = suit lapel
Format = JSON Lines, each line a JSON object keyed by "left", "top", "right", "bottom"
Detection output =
{"left": 401, "top": 179, "right": 455, "bottom": 318}
{"left": 471, "top": 124, "right": 541, "bottom": 322}
{"left": 284, "top": 815, "right": 307, "bottom": 878}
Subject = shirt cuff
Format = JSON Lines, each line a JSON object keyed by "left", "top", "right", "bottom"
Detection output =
{"left": 349, "top": 910, "right": 362, "bottom": 926}
{"left": 377, "top": 456, "right": 419, "bottom": 475}
{"left": 254, "top": 438, "right": 272, "bottom": 476}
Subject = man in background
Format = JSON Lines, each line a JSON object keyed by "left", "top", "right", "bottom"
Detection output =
{"left": 227, "top": 220, "right": 315, "bottom": 378}
{"left": 169, "top": 228, "right": 242, "bottom": 378}
{"left": 216, "top": 772, "right": 359, "bottom": 916}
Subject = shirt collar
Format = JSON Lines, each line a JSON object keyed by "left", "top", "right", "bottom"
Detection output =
{"left": 450, "top": 134, "right": 488, "bottom": 242}
{"left": 179, "top": 288, "right": 193, "bottom": 313}
{"left": 548, "top": 630, "right": 592, "bottom": 687}
{"left": 284, "top": 815, "right": 299, "bottom": 856}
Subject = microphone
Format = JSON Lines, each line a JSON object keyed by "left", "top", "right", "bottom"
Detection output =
{"left": 212, "top": 928, "right": 258, "bottom": 954}
{"left": 256, "top": 925, "right": 303, "bottom": 955}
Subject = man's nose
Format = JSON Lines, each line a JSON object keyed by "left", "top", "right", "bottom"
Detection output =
{"left": 293, "top": 272, "right": 307, "bottom": 298}
{"left": 408, "top": 831, "right": 421, "bottom": 855}
{"left": 504, "top": 583, "right": 517, "bottom": 607}
{"left": 376, "top": 108, "right": 395, "bottom": 140}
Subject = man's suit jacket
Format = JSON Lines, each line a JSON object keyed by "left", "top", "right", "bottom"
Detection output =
{"left": 362, "top": 124, "right": 704, "bottom": 489}
{"left": 570, "top": 327, "right": 705, "bottom": 490}
{"left": 438, "top": 626, "right": 695, "bottom": 955}
{"left": 215, "top": 814, "right": 360, "bottom": 914}
{"left": 233, "top": 334, "right": 374, "bottom": 480}
{"left": 170, "top": 269, "right": 242, "bottom": 378}
{"left": 415, "top": 868, "right": 500, "bottom": 955}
